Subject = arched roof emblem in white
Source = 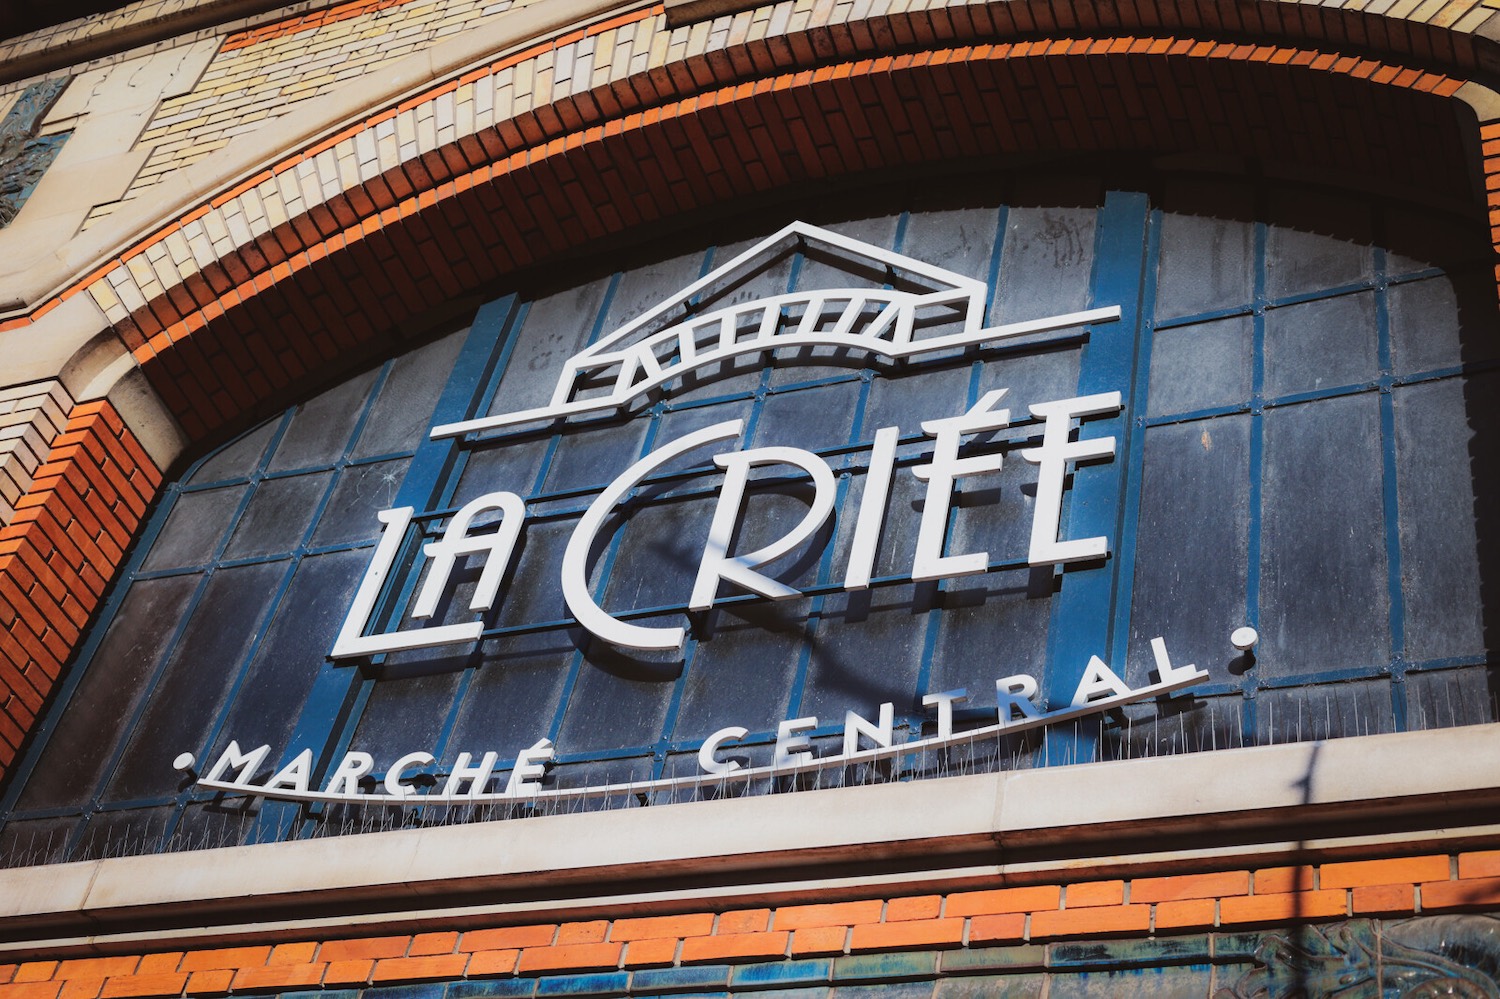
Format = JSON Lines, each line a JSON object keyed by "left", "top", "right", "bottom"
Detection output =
{"left": 430, "top": 221, "right": 1121, "bottom": 439}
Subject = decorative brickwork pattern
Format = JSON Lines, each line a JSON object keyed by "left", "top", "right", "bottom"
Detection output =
{"left": 1, "top": 851, "right": 1499, "bottom": 994}
{"left": 0, "top": 381, "right": 72, "bottom": 526}
{"left": 0, "top": 400, "right": 161, "bottom": 781}
{"left": 73, "top": 30, "right": 1475, "bottom": 444}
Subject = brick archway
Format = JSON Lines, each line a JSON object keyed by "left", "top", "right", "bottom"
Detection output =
{"left": 0, "top": 0, "right": 1495, "bottom": 782}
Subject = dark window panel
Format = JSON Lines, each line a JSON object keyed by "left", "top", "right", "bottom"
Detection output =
{"left": 673, "top": 599, "right": 809, "bottom": 740}
{"left": 188, "top": 420, "right": 278, "bottom": 485}
{"left": 0, "top": 814, "right": 78, "bottom": 868}
{"left": 928, "top": 567, "right": 1051, "bottom": 701}
{"left": 347, "top": 659, "right": 465, "bottom": 765}
{"left": 71, "top": 805, "right": 173, "bottom": 861}
{"left": 862, "top": 362, "right": 971, "bottom": 436}
{"left": 266, "top": 368, "right": 379, "bottom": 472}
{"left": 1264, "top": 189, "right": 1372, "bottom": 299}
{"left": 444, "top": 632, "right": 576, "bottom": 763}
{"left": 797, "top": 584, "right": 930, "bottom": 720}
{"left": 1105, "top": 694, "right": 1248, "bottom": 760}
{"left": 602, "top": 494, "right": 718, "bottom": 612}
{"left": 308, "top": 458, "right": 412, "bottom": 547}
{"left": 554, "top": 627, "right": 681, "bottom": 754}
{"left": 1259, "top": 394, "right": 1391, "bottom": 675}
{"left": 900, "top": 205, "right": 1001, "bottom": 285}
{"left": 1263, "top": 292, "right": 1378, "bottom": 399}
{"left": 990, "top": 203, "right": 1098, "bottom": 326}
{"left": 485, "top": 278, "right": 610, "bottom": 417}
{"left": 542, "top": 418, "right": 652, "bottom": 495}
{"left": 1127, "top": 416, "right": 1252, "bottom": 686}
{"left": 213, "top": 549, "right": 371, "bottom": 756}
{"left": 975, "top": 347, "right": 1082, "bottom": 418}
{"left": 139, "top": 486, "right": 245, "bottom": 571}
{"left": 102, "top": 561, "right": 288, "bottom": 802}
{"left": 16, "top": 574, "right": 198, "bottom": 810}
{"left": 753, "top": 380, "right": 859, "bottom": 451}
{"left": 352, "top": 327, "right": 468, "bottom": 458}
{"left": 594, "top": 247, "right": 710, "bottom": 337}
{"left": 493, "top": 516, "right": 576, "bottom": 629}
{"left": 1154, "top": 181, "right": 1255, "bottom": 321}
{"left": 1394, "top": 376, "right": 1500, "bottom": 661}
{"left": 221, "top": 472, "right": 331, "bottom": 559}
{"left": 457, "top": 435, "right": 551, "bottom": 500}
{"left": 1390, "top": 273, "right": 1500, "bottom": 375}
{"left": 1147, "top": 316, "right": 1253, "bottom": 417}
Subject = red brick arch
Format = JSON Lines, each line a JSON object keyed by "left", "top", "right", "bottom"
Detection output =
{"left": 0, "top": 2, "right": 1495, "bottom": 783}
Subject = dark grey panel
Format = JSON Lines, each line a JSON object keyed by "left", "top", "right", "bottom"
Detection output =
{"left": 352, "top": 327, "right": 468, "bottom": 458}
{"left": 266, "top": 368, "right": 379, "bottom": 471}
{"left": 221, "top": 472, "right": 331, "bottom": 559}
{"left": 1147, "top": 316, "right": 1252, "bottom": 417}
{"left": 140, "top": 486, "right": 245, "bottom": 571}
{"left": 1263, "top": 292, "right": 1378, "bottom": 399}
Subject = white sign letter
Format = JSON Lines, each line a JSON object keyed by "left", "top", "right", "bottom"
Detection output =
{"left": 1022, "top": 392, "right": 1122, "bottom": 566}
{"left": 562, "top": 421, "right": 746, "bottom": 651}
{"left": 690, "top": 446, "right": 836, "bottom": 609}
{"left": 699, "top": 726, "right": 749, "bottom": 775}
{"left": 505, "top": 738, "right": 555, "bottom": 796}
{"left": 922, "top": 689, "right": 967, "bottom": 739}
{"left": 912, "top": 390, "right": 1012, "bottom": 582}
{"left": 774, "top": 716, "right": 818, "bottom": 769}
{"left": 842, "top": 703, "right": 895, "bottom": 757}
{"left": 996, "top": 675, "right": 1042, "bottom": 727}
{"left": 384, "top": 751, "right": 435, "bottom": 797}
{"left": 1071, "top": 655, "right": 1132, "bottom": 706}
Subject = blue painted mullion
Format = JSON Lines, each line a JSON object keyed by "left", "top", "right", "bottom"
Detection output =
{"left": 1242, "top": 220, "right": 1268, "bottom": 739}
{"left": 278, "top": 297, "right": 525, "bottom": 826}
{"left": 1372, "top": 248, "right": 1409, "bottom": 731}
{"left": 1037, "top": 190, "right": 1149, "bottom": 768}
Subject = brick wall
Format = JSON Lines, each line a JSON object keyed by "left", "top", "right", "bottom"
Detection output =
{"left": 1, "top": 850, "right": 1498, "bottom": 995}
{"left": 0, "top": 400, "right": 161, "bottom": 780}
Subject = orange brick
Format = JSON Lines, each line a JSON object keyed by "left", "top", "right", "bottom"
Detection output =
{"left": 406, "top": 934, "right": 458, "bottom": 957}
{"left": 55, "top": 963, "right": 137, "bottom": 982}
{"left": 370, "top": 955, "right": 468, "bottom": 983}
{"left": 790, "top": 926, "right": 847, "bottom": 956}
{"left": 229, "top": 964, "right": 325, "bottom": 991}
{"left": 715, "top": 910, "right": 770, "bottom": 934}
{"left": 1459, "top": 850, "right": 1500, "bottom": 880}
{"left": 318, "top": 938, "right": 409, "bottom": 963}
{"left": 0, "top": 970, "right": 15, "bottom": 988}
{"left": 1422, "top": 876, "right": 1500, "bottom": 910}
{"left": 774, "top": 900, "right": 883, "bottom": 930}
{"left": 11, "top": 967, "right": 55, "bottom": 985}
{"left": 1154, "top": 899, "right": 1217, "bottom": 930}
{"left": 460, "top": 926, "right": 555, "bottom": 951}
{"left": 132, "top": 958, "right": 180, "bottom": 977}
{"left": 968, "top": 913, "right": 1026, "bottom": 944}
{"left": 884, "top": 896, "right": 942, "bottom": 921}
{"left": 849, "top": 919, "right": 963, "bottom": 953}
{"left": 1353, "top": 884, "right": 1416, "bottom": 915}
{"left": 1253, "top": 866, "right": 1316, "bottom": 894}
{"left": 58, "top": 980, "right": 100, "bottom": 999}
{"left": 1220, "top": 890, "right": 1347, "bottom": 924}
{"left": 321, "top": 962, "right": 373, "bottom": 986}
{"left": 1065, "top": 881, "right": 1124, "bottom": 907}
{"left": 611, "top": 913, "right": 715, "bottom": 941}
{"left": 622, "top": 938, "right": 677, "bottom": 967}
{"left": 1321, "top": 856, "right": 1449, "bottom": 889}
{"left": 182, "top": 973, "right": 230, "bottom": 996}
{"left": 556, "top": 921, "right": 609, "bottom": 945}
{"left": 178, "top": 948, "right": 270, "bottom": 973}
{"left": 1030, "top": 905, "right": 1151, "bottom": 939}
{"left": 464, "top": 951, "right": 518, "bottom": 978}
{"left": 947, "top": 886, "right": 1060, "bottom": 917}
{"left": 267, "top": 943, "right": 318, "bottom": 966}
{"left": 99, "top": 974, "right": 186, "bottom": 999}
{"left": 0, "top": 983, "right": 62, "bottom": 999}
{"left": 1132, "top": 871, "right": 1248, "bottom": 903}
{"left": 516, "top": 943, "right": 622, "bottom": 975}
{"left": 680, "top": 932, "right": 788, "bottom": 964}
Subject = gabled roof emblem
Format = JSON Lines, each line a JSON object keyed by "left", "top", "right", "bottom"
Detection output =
{"left": 430, "top": 221, "right": 1120, "bottom": 439}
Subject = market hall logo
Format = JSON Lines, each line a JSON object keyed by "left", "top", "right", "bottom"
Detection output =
{"left": 332, "top": 221, "right": 1125, "bottom": 657}
{"left": 176, "top": 222, "right": 1212, "bottom": 805}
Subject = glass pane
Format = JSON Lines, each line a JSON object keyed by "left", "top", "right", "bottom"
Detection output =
{"left": 1147, "top": 316, "right": 1252, "bottom": 417}
{"left": 352, "top": 327, "right": 468, "bottom": 457}
{"left": 1394, "top": 375, "right": 1500, "bottom": 661}
{"left": 102, "top": 562, "right": 287, "bottom": 802}
{"left": 1154, "top": 181, "right": 1254, "bottom": 321}
{"left": 188, "top": 421, "right": 278, "bottom": 485}
{"left": 1259, "top": 394, "right": 1390, "bottom": 675}
{"left": 1127, "top": 417, "right": 1251, "bottom": 685}
{"left": 1263, "top": 292, "right": 1378, "bottom": 399}
{"left": 1264, "top": 189, "right": 1372, "bottom": 299}
{"left": 220, "top": 472, "right": 331, "bottom": 559}
{"left": 16, "top": 575, "right": 198, "bottom": 810}
{"left": 140, "top": 486, "right": 244, "bottom": 571}
{"left": 267, "top": 368, "right": 379, "bottom": 471}
{"left": 308, "top": 458, "right": 411, "bottom": 546}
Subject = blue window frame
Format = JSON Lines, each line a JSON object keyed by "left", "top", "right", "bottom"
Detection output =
{"left": 1, "top": 171, "right": 1494, "bottom": 865}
